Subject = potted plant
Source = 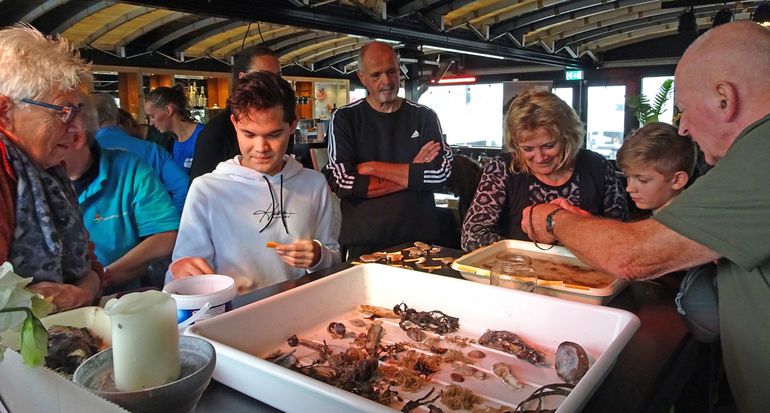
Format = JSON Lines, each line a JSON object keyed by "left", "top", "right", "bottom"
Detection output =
{"left": 627, "top": 78, "right": 674, "bottom": 126}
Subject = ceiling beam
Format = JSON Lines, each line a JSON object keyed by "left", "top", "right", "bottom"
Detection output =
{"left": 147, "top": 16, "right": 227, "bottom": 51}
{"left": 80, "top": 6, "right": 154, "bottom": 46}
{"left": 121, "top": 0, "right": 582, "bottom": 67}
{"left": 52, "top": 0, "right": 114, "bottom": 34}
{"left": 21, "top": 0, "right": 70, "bottom": 24}
{"left": 396, "top": 0, "right": 443, "bottom": 17}
{"left": 491, "top": 0, "right": 653, "bottom": 40}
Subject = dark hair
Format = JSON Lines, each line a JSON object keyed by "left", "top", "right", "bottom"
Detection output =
{"left": 233, "top": 45, "right": 279, "bottom": 78}
{"left": 145, "top": 84, "right": 192, "bottom": 122}
{"left": 229, "top": 71, "right": 296, "bottom": 124}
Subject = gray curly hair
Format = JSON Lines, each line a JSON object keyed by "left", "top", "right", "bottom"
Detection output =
{"left": 0, "top": 23, "right": 91, "bottom": 102}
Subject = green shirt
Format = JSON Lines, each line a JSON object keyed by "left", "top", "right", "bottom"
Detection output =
{"left": 654, "top": 115, "right": 770, "bottom": 412}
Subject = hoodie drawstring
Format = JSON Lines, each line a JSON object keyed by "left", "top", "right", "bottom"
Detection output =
{"left": 259, "top": 175, "right": 289, "bottom": 234}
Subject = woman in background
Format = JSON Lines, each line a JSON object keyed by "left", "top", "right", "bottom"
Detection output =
{"left": 144, "top": 85, "right": 203, "bottom": 175}
{"left": 461, "top": 89, "right": 628, "bottom": 251}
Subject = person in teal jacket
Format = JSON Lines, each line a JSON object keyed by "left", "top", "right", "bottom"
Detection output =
{"left": 63, "top": 105, "right": 180, "bottom": 294}
{"left": 91, "top": 94, "right": 188, "bottom": 212}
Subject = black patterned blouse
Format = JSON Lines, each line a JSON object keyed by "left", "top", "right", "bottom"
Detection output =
{"left": 461, "top": 150, "right": 628, "bottom": 251}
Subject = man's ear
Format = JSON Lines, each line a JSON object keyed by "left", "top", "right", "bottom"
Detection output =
{"left": 238, "top": 71, "right": 247, "bottom": 79}
{"left": 671, "top": 171, "right": 689, "bottom": 191}
{"left": 0, "top": 96, "right": 13, "bottom": 130}
{"left": 230, "top": 114, "right": 238, "bottom": 128}
{"left": 356, "top": 70, "right": 365, "bottom": 83}
{"left": 714, "top": 81, "right": 738, "bottom": 122}
{"left": 289, "top": 119, "right": 298, "bottom": 131}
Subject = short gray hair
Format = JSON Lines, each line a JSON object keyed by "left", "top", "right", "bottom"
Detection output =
{"left": 0, "top": 23, "right": 91, "bottom": 101}
{"left": 91, "top": 93, "right": 119, "bottom": 126}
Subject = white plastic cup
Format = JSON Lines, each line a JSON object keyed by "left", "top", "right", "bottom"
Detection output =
{"left": 163, "top": 275, "right": 237, "bottom": 324}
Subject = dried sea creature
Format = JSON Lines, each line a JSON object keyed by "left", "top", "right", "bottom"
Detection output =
{"left": 349, "top": 319, "right": 367, "bottom": 328}
{"left": 406, "top": 327, "right": 425, "bottom": 342}
{"left": 493, "top": 362, "right": 524, "bottom": 389}
{"left": 265, "top": 349, "right": 298, "bottom": 368}
{"left": 467, "top": 349, "right": 486, "bottom": 359}
{"left": 453, "top": 365, "right": 476, "bottom": 376}
{"left": 513, "top": 383, "right": 575, "bottom": 413}
{"left": 478, "top": 330, "right": 546, "bottom": 366}
{"left": 450, "top": 373, "right": 465, "bottom": 382}
{"left": 45, "top": 326, "right": 102, "bottom": 378}
{"left": 393, "top": 302, "right": 460, "bottom": 335}
{"left": 359, "top": 304, "right": 398, "bottom": 318}
{"left": 287, "top": 335, "right": 331, "bottom": 360}
{"left": 414, "top": 241, "right": 432, "bottom": 252}
{"left": 327, "top": 322, "right": 347, "bottom": 339}
{"left": 359, "top": 254, "right": 380, "bottom": 263}
{"left": 555, "top": 341, "right": 590, "bottom": 385}
{"left": 365, "top": 323, "right": 385, "bottom": 356}
{"left": 401, "top": 388, "right": 441, "bottom": 413}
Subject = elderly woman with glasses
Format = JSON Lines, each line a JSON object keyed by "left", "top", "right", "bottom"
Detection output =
{"left": 461, "top": 89, "right": 629, "bottom": 251}
{"left": 0, "top": 24, "right": 102, "bottom": 311}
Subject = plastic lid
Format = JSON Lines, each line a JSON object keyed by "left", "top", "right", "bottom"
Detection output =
{"left": 162, "top": 275, "right": 237, "bottom": 310}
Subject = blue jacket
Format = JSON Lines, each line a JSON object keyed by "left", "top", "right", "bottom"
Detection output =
{"left": 78, "top": 147, "right": 180, "bottom": 279}
{"left": 96, "top": 126, "right": 189, "bottom": 212}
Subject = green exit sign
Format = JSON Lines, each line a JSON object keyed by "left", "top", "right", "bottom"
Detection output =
{"left": 565, "top": 70, "right": 584, "bottom": 80}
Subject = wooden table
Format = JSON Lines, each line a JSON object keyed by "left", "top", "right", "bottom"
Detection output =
{"left": 195, "top": 249, "right": 699, "bottom": 413}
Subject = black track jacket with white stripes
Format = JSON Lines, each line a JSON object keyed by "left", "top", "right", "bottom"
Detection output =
{"left": 325, "top": 98, "right": 452, "bottom": 246}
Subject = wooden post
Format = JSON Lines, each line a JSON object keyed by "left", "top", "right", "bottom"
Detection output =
{"left": 148, "top": 74, "right": 173, "bottom": 90}
{"left": 118, "top": 72, "right": 142, "bottom": 121}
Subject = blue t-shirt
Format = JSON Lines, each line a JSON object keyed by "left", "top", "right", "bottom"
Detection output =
{"left": 78, "top": 146, "right": 180, "bottom": 292}
{"left": 96, "top": 126, "right": 189, "bottom": 212}
{"left": 173, "top": 123, "right": 204, "bottom": 175}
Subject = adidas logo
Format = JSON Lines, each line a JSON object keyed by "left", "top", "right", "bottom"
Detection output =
{"left": 410, "top": 130, "right": 420, "bottom": 139}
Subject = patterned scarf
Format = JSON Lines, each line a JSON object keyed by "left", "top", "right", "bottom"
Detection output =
{"left": 1, "top": 134, "right": 90, "bottom": 283}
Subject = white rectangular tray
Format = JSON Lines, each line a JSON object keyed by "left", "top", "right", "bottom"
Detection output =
{"left": 452, "top": 240, "right": 627, "bottom": 305}
{"left": 188, "top": 264, "right": 639, "bottom": 413}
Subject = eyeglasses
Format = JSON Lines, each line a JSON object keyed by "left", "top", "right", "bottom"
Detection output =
{"left": 19, "top": 98, "right": 83, "bottom": 125}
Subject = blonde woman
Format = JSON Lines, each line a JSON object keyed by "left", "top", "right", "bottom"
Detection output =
{"left": 461, "top": 89, "right": 628, "bottom": 251}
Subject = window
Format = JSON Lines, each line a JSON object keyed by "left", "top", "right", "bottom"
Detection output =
{"left": 586, "top": 85, "right": 626, "bottom": 159}
{"left": 552, "top": 87, "right": 574, "bottom": 110}
{"left": 641, "top": 76, "right": 675, "bottom": 125}
{"left": 350, "top": 87, "right": 405, "bottom": 103}
{"left": 418, "top": 83, "right": 503, "bottom": 147}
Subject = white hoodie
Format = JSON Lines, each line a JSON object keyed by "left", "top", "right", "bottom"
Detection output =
{"left": 172, "top": 155, "right": 341, "bottom": 290}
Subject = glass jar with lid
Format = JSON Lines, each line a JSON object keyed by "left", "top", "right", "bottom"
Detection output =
{"left": 489, "top": 253, "right": 538, "bottom": 292}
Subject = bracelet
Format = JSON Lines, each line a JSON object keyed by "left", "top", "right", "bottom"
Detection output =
{"left": 545, "top": 208, "right": 564, "bottom": 237}
{"left": 528, "top": 204, "right": 557, "bottom": 251}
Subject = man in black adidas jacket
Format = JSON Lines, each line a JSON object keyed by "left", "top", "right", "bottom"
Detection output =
{"left": 325, "top": 41, "right": 453, "bottom": 258}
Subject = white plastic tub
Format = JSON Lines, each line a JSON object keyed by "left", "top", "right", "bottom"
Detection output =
{"left": 187, "top": 264, "right": 639, "bottom": 413}
{"left": 452, "top": 240, "right": 627, "bottom": 305}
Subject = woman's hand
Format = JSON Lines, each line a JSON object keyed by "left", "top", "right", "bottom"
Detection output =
{"left": 169, "top": 257, "right": 214, "bottom": 280}
{"left": 27, "top": 282, "right": 92, "bottom": 313}
{"left": 275, "top": 239, "right": 321, "bottom": 269}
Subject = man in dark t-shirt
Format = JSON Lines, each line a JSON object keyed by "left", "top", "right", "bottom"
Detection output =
{"left": 324, "top": 42, "right": 452, "bottom": 258}
{"left": 189, "top": 46, "right": 283, "bottom": 181}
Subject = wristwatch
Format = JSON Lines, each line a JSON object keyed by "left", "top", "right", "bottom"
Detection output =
{"left": 545, "top": 208, "right": 564, "bottom": 237}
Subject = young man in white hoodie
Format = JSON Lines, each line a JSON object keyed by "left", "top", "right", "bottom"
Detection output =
{"left": 169, "top": 72, "right": 341, "bottom": 291}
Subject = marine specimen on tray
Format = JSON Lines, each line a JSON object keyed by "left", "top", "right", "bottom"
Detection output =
{"left": 359, "top": 304, "right": 398, "bottom": 318}
{"left": 555, "top": 341, "right": 589, "bottom": 384}
{"left": 467, "top": 349, "right": 486, "bottom": 359}
{"left": 478, "top": 330, "right": 546, "bottom": 366}
{"left": 493, "top": 362, "right": 524, "bottom": 389}
{"left": 327, "top": 322, "right": 347, "bottom": 339}
{"left": 393, "top": 302, "right": 460, "bottom": 334}
{"left": 512, "top": 383, "right": 575, "bottom": 413}
{"left": 440, "top": 384, "right": 481, "bottom": 410}
{"left": 401, "top": 387, "right": 442, "bottom": 412}
{"left": 268, "top": 304, "right": 591, "bottom": 412}
{"left": 44, "top": 325, "right": 102, "bottom": 377}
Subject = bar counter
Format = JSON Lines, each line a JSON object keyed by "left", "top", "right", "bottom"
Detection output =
{"left": 194, "top": 248, "right": 698, "bottom": 413}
